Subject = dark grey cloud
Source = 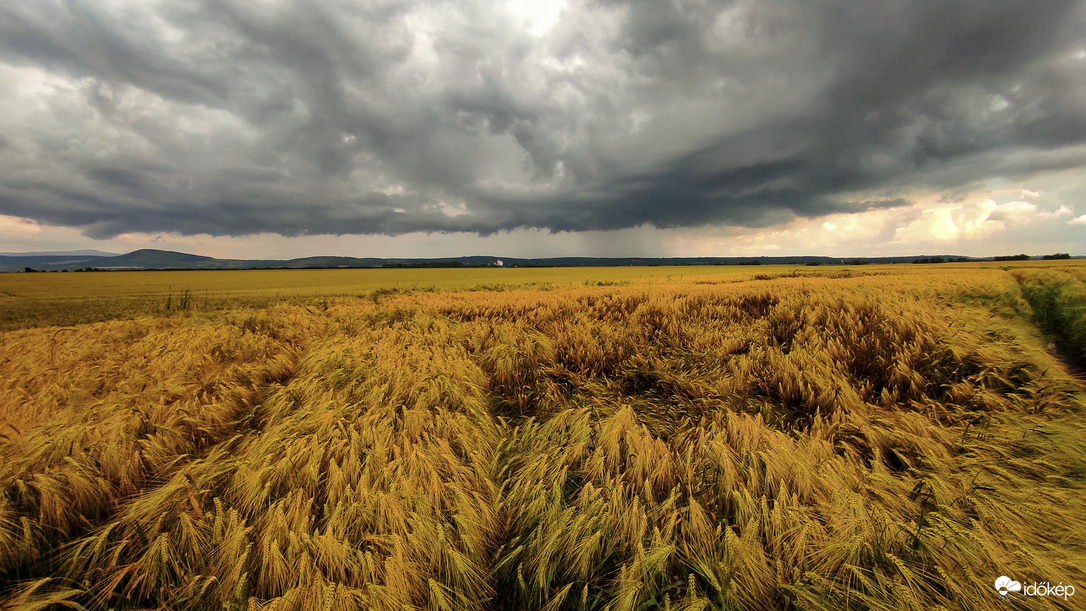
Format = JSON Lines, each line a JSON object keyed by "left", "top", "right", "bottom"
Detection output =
{"left": 0, "top": 0, "right": 1084, "bottom": 239}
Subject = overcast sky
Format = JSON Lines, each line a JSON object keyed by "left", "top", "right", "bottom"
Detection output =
{"left": 1, "top": 0, "right": 1084, "bottom": 258}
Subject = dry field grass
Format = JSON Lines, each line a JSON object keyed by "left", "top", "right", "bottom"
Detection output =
{"left": 0, "top": 266, "right": 750, "bottom": 332}
{"left": 1, "top": 262, "right": 1084, "bottom": 609}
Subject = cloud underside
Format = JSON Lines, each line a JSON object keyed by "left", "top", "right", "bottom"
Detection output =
{"left": 0, "top": 0, "right": 1084, "bottom": 238}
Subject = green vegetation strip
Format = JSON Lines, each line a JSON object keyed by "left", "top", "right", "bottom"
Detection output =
{"left": 1013, "top": 268, "right": 1086, "bottom": 366}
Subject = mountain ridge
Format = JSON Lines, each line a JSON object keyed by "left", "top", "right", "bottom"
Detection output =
{"left": 3, "top": 247, "right": 1068, "bottom": 272}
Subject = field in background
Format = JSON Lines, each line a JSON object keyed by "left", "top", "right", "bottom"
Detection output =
{"left": 1, "top": 265, "right": 769, "bottom": 331}
{"left": 0, "top": 260, "right": 1080, "bottom": 332}
{"left": 1, "top": 261, "right": 1084, "bottom": 609}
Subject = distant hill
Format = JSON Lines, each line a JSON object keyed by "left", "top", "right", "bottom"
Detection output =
{"left": 0, "top": 249, "right": 1077, "bottom": 273}
{"left": 0, "top": 253, "right": 108, "bottom": 271}
{"left": 0, "top": 249, "right": 118, "bottom": 257}
{"left": 104, "top": 249, "right": 215, "bottom": 269}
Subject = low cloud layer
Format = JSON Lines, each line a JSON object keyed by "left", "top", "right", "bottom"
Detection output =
{"left": 1, "top": 0, "right": 1085, "bottom": 243}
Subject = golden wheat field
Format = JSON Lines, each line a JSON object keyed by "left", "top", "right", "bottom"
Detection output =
{"left": 1, "top": 262, "right": 1084, "bottom": 610}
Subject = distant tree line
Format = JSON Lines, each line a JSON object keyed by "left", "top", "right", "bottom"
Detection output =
{"left": 21, "top": 267, "right": 75, "bottom": 273}
{"left": 992, "top": 253, "right": 1072, "bottom": 261}
{"left": 382, "top": 261, "right": 468, "bottom": 268}
{"left": 912, "top": 257, "right": 969, "bottom": 264}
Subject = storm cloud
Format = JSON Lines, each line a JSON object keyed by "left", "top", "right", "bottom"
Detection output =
{"left": 1, "top": 0, "right": 1084, "bottom": 239}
